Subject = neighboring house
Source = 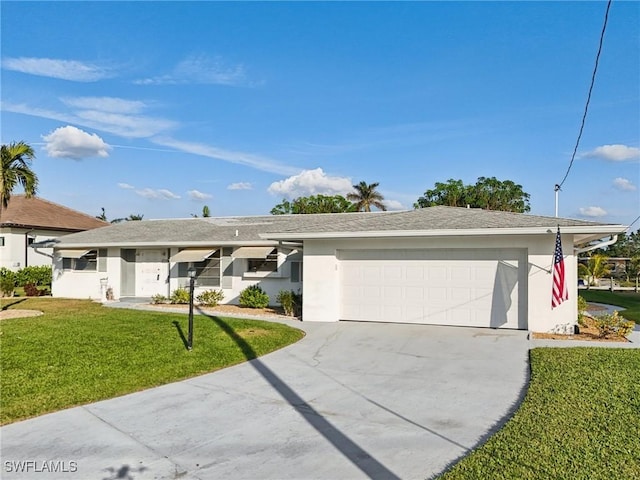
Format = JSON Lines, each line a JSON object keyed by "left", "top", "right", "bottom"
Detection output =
{"left": 51, "top": 206, "right": 622, "bottom": 333}
{"left": 0, "top": 195, "right": 108, "bottom": 271}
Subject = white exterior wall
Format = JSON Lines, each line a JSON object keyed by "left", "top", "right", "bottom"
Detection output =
{"left": 302, "top": 234, "right": 578, "bottom": 333}
{"left": 53, "top": 247, "right": 302, "bottom": 305}
{"left": 1, "top": 227, "right": 71, "bottom": 270}
{"left": 176, "top": 250, "right": 303, "bottom": 305}
{"left": 222, "top": 253, "right": 302, "bottom": 305}
{"left": 52, "top": 253, "right": 106, "bottom": 300}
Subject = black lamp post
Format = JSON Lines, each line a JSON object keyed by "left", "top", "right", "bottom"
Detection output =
{"left": 187, "top": 267, "right": 196, "bottom": 350}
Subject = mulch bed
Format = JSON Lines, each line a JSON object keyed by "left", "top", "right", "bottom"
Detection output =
{"left": 531, "top": 303, "right": 629, "bottom": 343}
{"left": 148, "top": 303, "right": 298, "bottom": 320}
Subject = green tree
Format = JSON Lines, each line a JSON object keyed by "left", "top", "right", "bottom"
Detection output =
{"left": 96, "top": 207, "right": 108, "bottom": 221}
{"left": 192, "top": 205, "right": 212, "bottom": 218}
{"left": 126, "top": 214, "right": 144, "bottom": 221}
{"left": 597, "top": 230, "right": 640, "bottom": 258}
{"left": 578, "top": 254, "right": 612, "bottom": 287}
{"left": 414, "top": 177, "right": 530, "bottom": 213}
{"left": 347, "top": 181, "right": 387, "bottom": 212}
{"left": 96, "top": 208, "right": 125, "bottom": 223}
{"left": 1, "top": 141, "right": 38, "bottom": 211}
{"left": 271, "top": 195, "right": 356, "bottom": 215}
{"left": 594, "top": 229, "right": 640, "bottom": 282}
{"left": 414, "top": 179, "right": 467, "bottom": 208}
{"left": 468, "top": 177, "right": 531, "bottom": 213}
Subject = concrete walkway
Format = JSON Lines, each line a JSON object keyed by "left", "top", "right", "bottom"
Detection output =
{"left": 1, "top": 318, "right": 530, "bottom": 480}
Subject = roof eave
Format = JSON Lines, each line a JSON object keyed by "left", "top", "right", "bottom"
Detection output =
{"left": 54, "top": 240, "right": 280, "bottom": 249}
{"left": 261, "top": 224, "right": 625, "bottom": 240}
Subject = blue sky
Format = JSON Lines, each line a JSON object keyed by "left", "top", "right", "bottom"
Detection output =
{"left": 1, "top": 1, "right": 639, "bottom": 227}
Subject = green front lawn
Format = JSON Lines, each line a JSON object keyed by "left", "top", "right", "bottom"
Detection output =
{"left": 0, "top": 298, "right": 304, "bottom": 425}
{"left": 440, "top": 348, "right": 640, "bottom": 480}
{"left": 579, "top": 290, "right": 640, "bottom": 323}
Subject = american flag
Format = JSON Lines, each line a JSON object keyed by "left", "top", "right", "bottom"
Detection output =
{"left": 552, "top": 227, "right": 568, "bottom": 308}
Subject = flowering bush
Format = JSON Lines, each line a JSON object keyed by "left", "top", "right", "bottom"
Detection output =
{"left": 594, "top": 311, "right": 634, "bottom": 339}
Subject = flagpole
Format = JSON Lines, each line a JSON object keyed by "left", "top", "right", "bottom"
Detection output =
{"left": 554, "top": 184, "right": 560, "bottom": 217}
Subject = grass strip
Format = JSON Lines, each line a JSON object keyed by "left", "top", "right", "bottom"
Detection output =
{"left": 440, "top": 348, "right": 640, "bottom": 480}
{"left": 579, "top": 290, "right": 640, "bottom": 323}
{"left": 0, "top": 298, "right": 303, "bottom": 425}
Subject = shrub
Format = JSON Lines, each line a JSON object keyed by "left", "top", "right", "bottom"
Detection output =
{"left": 0, "top": 268, "right": 16, "bottom": 297}
{"left": 197, "top": 289, "right": 224, "bottom": 307}
{"left": 577, "top": 295, "right": 588, "bottom": 327}
{"left": 276, "top": 290, "right": 302, "bottom": 316}
{"left": 594, "top": 311, "right": 635, "bottom": 339}
{"left": 23, "top": 283, "right": 41, "bottom": 297}
{"left": 239, "top": 285, "right": 270, "bottom": 309}
{"left": 15, "top": 265, "right": 52, "bottom": 287}
{"left": 151, "top": 294, "right": 168, "bottom": 304}
{"left": 170, "top": 288, "right": 191, "bottom": 304}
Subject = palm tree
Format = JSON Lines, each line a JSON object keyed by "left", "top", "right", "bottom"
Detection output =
{"left": 578, "top": 254, "right": 612, "bottom": 287}
{"left": 96, "top": 207, "right": 108, "bottom": 221}
{"left": 347, "top": 181, "right": 387, "bottom": 212}
{"left": 1, "top": 141, "right": 38, "bottom": 212}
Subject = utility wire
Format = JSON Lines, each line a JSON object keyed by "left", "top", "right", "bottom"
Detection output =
{"left": 622, "top": 214, "right": 640, "bottom": 234}
{"left": 557, "top": 0, "right": 612, "bottom": 189}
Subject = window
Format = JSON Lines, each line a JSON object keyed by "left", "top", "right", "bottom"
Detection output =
{"left": 0, "top": 237, "right": 4, "bottom": 247}
{"left": 178, "top": 250, "right": 221, "bottom": 287}
{"left": 247, "top": 249, "right": 278, "bottom": 273}
{"left": 98, "top": 249, "right": 108, "bottom": 272}
{"left": 63, "top": 250, "right": 98, "bottom": 271}
{"left": 291, "top": 261, "right": 302, "bottom": 283}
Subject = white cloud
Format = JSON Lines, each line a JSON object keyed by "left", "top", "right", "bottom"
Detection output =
{"left": 118, "top": 183, "right": 135, "bottom": 190}
{"left": 151, "top": 137, "right": 299, "bottom": 176}
{"left": 75, "top": 110, "right": 176, "bottom": 138}
{"left": 613, "top": 177, "right": 637, "bottom": 192}
{"left": 268, "top": 168, "right": 353, "bottom": 199}
{"left": 384, "top": 199, "right": 407, "bottom": 211}
{"left": 187, "top": 190, "right": 213, "bottom": 200}
{"left": 582, "top": 144, "right": 640, "bottom": 162}
{"left": 135, "top": 55, "right": 248, "bottom": 86}
{"left": 62, "top": 96, "right": 147, "bottom": 114}
{"left": 42, "top": 125, "right": 111, "bottom": 160}
{"left": 135, "top": 188, "right": 180, "bottom": 200}
{"left": 2, "top": 100, "right": 175, "bottom": 139}
{"left": 579, "top": 206, "right": 608, "bottom": 217}
{"left": 227, "top": 182, "right": 253, "bottom": 190}
{"left": 2, "top": 57, "right": 112, "bottom": 82}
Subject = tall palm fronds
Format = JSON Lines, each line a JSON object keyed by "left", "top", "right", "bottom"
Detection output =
{"left": 347, "top": 181, "right": 387, "bottom": 212}
{"left": 1, "top": 141, "right": 38, "bottom": 211}
{"left": 578, "top": 254, "right": 612, "bottom": 286}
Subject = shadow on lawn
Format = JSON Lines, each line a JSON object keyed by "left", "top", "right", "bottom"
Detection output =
{"left": 196, "top": 307, "right": 400, "bottom": 479}
{"left": 1, "top": 298, "right": 27, "bottom": 311}
{"left": 171, "top": 321, "right": 189, "bottom": 350}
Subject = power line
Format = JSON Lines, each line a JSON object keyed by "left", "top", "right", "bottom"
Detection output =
{"left": 557, "top": 0, "right": 612, "bottom": 189}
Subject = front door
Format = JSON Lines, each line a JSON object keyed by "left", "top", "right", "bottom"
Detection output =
{"left": 136, "top": 249, "right": 170, "bottom": 297}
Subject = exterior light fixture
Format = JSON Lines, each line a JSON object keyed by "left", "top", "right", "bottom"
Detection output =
{"left": 187, "top": 267, "right": 196, "bottom": 350}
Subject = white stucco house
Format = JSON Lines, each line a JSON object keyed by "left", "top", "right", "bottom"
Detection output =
{"left": 50, "top": 206, "right": 623, "bottom": 333}
{"left": 0, "top": 195, "right": 108, "bottom": 271}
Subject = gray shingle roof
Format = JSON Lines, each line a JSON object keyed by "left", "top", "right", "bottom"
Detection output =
{"left": 266, "top": 206, "right": 612, "bottom": 234}
{"left": 55, "top": 206, "right": 620, "bottom": 248}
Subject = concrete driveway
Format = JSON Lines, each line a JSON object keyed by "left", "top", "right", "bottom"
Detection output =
{"left": 1, "top": 320, "right": 529, "bottom": 480}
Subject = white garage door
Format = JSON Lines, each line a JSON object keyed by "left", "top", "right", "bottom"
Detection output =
{"left": 339, "top": 248, "right": 525, "bottom": 329}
